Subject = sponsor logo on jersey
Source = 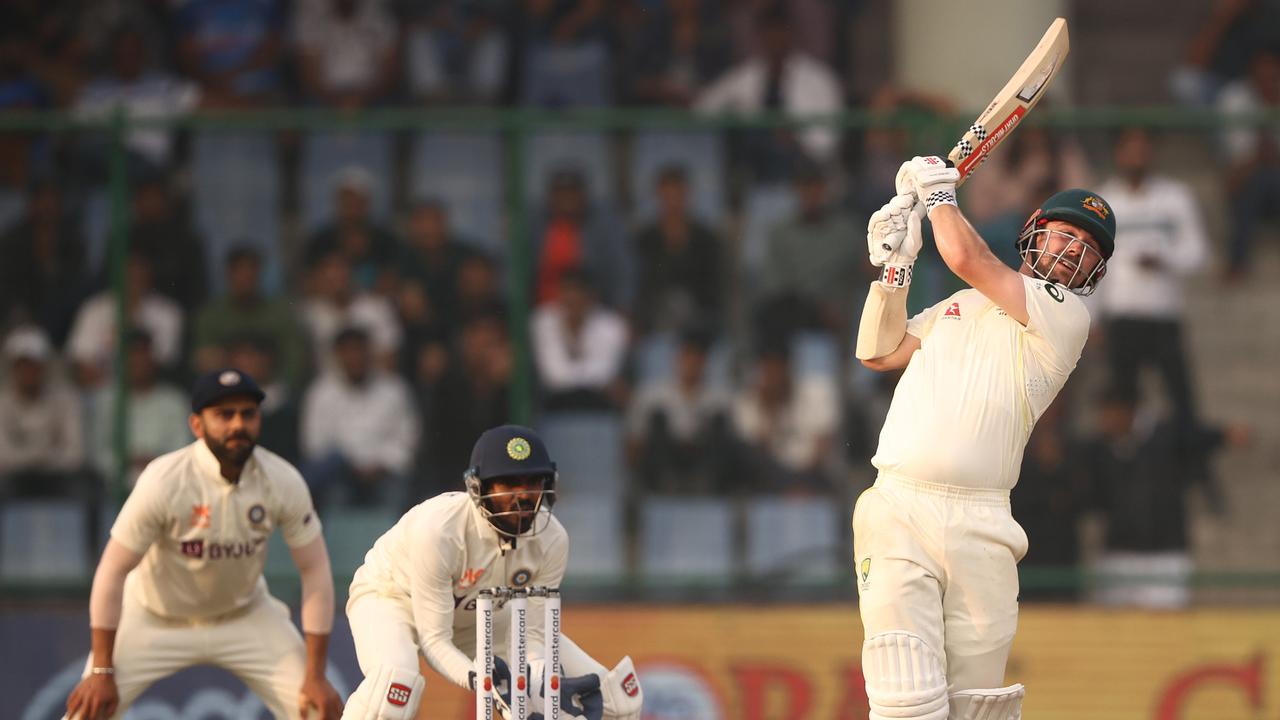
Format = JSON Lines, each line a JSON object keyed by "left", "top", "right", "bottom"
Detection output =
{"left": 456, "top": 567, "right": 486, "bottom": 592}
{"left": 190, "top": 504, "right": 211, "bottom": 529}
{"left": 247, "top": 504, "right": 266, "bottom": 526}
{"left": 860, "top": 557, "right": 871, "bottom": 583}
{"left": 1045, "top": 283, "right": 1065, "bottom": 303}
{"left": 181, "top": 537, "right": 266, "bottom": 560}
{"left": 386, "top": 682, "right": 412, "bottom": 706}
{"left": 944, "top": 302, "right": 962, "bottom": 319}
{"left": 510, "top": 568, "right": 532, "bottom": 587}
{"left": 507, "top": 437, "right": 531, "bottom": 460}
{"left": 181, "top": 540, "right": 205, "bottom": 558}
{"left": 622, "top": 672, "right": 640, "bottom": 697}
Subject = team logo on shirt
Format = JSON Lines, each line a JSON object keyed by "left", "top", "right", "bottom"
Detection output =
{"left": 190, "top": 504, "right": 211, "bottom": 529}
{"left": 247, "top": 504, "right": 266, "bottom": 526}
{"left": 218, "top": 370, "right": 242, "bottom": 386}
{"left": 510, "top": 568, "right": 532, "bottom": 587}
{"left": 507, "top": 437, "right": 531, "bottom": 461}
{"left": 386, "top": 682, "right": 412, "bottom": 707}
{"left": 1045, "top": 283, "right": 1065, "bottom": 303}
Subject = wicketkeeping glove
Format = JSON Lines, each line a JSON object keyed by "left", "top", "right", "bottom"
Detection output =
{"left": 895, "top": 155, "right": 960, "bottom": 214}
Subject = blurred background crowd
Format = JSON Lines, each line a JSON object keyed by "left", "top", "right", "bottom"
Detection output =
{"left": 0, "top": 0, "right": 1277, "bottom": 605}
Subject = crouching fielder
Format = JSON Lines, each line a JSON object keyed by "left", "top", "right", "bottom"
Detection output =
{"left": 341, "top": 424, "right": 642, "bottom": 719}
{"left": 853, "top": 158, "right": 1116, "bottom": 719}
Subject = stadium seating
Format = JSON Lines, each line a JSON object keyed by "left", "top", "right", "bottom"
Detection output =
{"left": 550, "top": 495, "right": 626, "bottom": 581}
{"left": 525, "top": 130, "right": 613, "bottom": 209}
{"left": 409, "top": 131, "right": 504, "bottom": 255}
{"left": 537, "top": 412, "right": 626, "bottom": 503}
{"left": 0, "top": 499, "right": 90, "bottom": 582}
{"left": 629, "top": 130, "right": 727, "bottom": 224}
{"left": 639, "top": 497, "right": 734, "bottom": 582}
{"left": 299, "top": 130, "right": 394, "bottom": 232}
{"left": 744, "top": 496, "right": 842, "bottom": 583}
{"left": 190, "top": 130, "right": 283, "bottom": 295}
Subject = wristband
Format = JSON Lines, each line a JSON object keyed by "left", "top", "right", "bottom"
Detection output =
{"left": 924, "top": 189, "right": 957, "bottom": 213}
{"left": 91, "top": 667, "right": 115, "bottom": 675}
{"left": 878, "top": 263, "right": 913, "bottom": 289}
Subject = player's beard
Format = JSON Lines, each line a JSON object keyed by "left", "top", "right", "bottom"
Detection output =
{"left": 206, "top": 430, "right": 257, "bottom": 467}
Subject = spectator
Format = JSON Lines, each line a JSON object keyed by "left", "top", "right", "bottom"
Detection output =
{"left": 1010, "top": 399, "right": 1089, "bottom": 602}
{"left": 756, "top": 163, "right": 864, "bottom": 343}
{"left": 304, "top": 167, "right": 398, "bottom": 294}
{"left": 730, "top": 343, "right": 838, "bottom": 494}
{"left": 625, "top": 326, "right": 732, "bottom": 495}
{"left": 226, "top": 333, "right": 300, "bottom": 464}
{"left": 90, "top": 329, "right": 191, "bottom": 487}
{"left": 456, "top": 252, "right": 507, "bottom": 320}
{"left": 418, "top": 310, "right": 512, "bottom": 501}
{"left": 125, "top": 169, "right": 209, "bottom": 311}
{"left": 300, "top": 327, "right": 420, "bottom": 508}
{"left": 397, "top": 200, "right": 480, "bottom": 330}
{"left": 174, "top": 0, "right": 287, "bottom": 107}
{"left": 621, "top": 0, "right": 730, "bottom": 106}
{"left": 1084, "top": 386, "right": 1250, "bottom": 609}
{"left": 1170, "top": 0, "right": 1280, "bottom": 107}
{"left": 533, "top": 167, "right": 633, "bottom": 310}
{"left": 294, "top": 0, "right": 397, "bottom": 109}
{"left": 193, "top": 245, "right": 309, "bottom": 390}
{"left": 695, "top": 3, "right": 842, "bottom": 181}
{"left": 302, "top": 251, "right": 402, "bottom": 376}
{"left": 0, "top": 1, "right": 85, "bottom": 105}
{"left": 404, "top": 1, "right": 508, "bottom": 104}
{"left": 1218, "top": 46, "right": 1280, "bottom": 279}
{"left": 1096, "top": 127, "right": 1209, "bottom": 433}
{"left": 531, "top": 269, "right": 628, "bottom": 412}
{"left": 73, "top": 24, "right": 200, "bottom": 172}
{"left": 631, "top": 165, "right": 723, "bottom": 336}
{"left": 0, "top": 325, "right": 98, "bottom": 559}
{"left": 65, "top": 252, "right": 183, "bottom": 388}
{"left": 0, "top": 33, "right": 53, "bottom": 228}
{"left": 0, "top": 179, "right": 90, "bottom": 345}
{"left": 511, "top": 0, "right": 611, "bottom": 107}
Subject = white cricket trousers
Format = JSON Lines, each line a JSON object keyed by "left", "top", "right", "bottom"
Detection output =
{"left": 67, "top": 586, "right": 308, "bottom": 719}
{"left": 853, "top": 472, "right": 1029, "bottom": 693}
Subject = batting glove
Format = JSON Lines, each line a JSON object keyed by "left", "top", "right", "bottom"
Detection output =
{"left": 896, "top": 156, "right": 960, "bottom": 214}
{"left": 866, "top": 194, "right": 924, "bottom": 289}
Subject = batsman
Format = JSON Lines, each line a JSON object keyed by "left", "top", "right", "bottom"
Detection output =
{"left": 853, "top": 156, "right": 1116, "bottom": 719}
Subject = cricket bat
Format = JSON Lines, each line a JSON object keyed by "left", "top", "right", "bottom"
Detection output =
{"left": 947, "top": 17, "right": 1070, "bottom": 185}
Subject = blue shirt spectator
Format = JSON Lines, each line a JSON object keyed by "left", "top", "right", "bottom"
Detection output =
{"left": 175, "top": 0, "right": 286, "bottom": 106}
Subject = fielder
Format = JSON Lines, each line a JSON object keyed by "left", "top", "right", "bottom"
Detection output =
{"left": 65, "top": 369, "right": 344, "bottom": 720}
{"left": 341, "top": 424, "right": 643, "bottom": 719}
{"left": 853, "top": 157, "right": 1116, "bottom": 719}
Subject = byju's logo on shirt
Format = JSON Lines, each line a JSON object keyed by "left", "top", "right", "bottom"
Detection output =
{"left": 178, "top": 537, "right": 265, "bottom": 560}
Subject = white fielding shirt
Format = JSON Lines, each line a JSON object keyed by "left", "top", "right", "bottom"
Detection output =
{"left": 871, "top": 275, "right": 1090, "bottom": 490}
{"left": 348, "top": 492, "right": 568, "bottom": 689}
{"left": 110, "top": 440, "right": 323, "bottom": 620}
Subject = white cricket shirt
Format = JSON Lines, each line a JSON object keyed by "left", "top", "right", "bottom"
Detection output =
{"left": 871, "top": 275, "right": 1090, "bottom": 490}
{"left": 348, "top": 492, "right": 568, "bottom": 689}
{"left": 111, "top": 440, "right": 323, "bottom": 620}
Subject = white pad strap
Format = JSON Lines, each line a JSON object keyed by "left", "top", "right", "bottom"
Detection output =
{"left": 950, "top": 684, "right": 1025, "bottom": 720}
{"left": 343, "top": 664, "right": 425, "bottom": 720}
{"left": 862, "top": 632, "right": 949, "bottom": 720}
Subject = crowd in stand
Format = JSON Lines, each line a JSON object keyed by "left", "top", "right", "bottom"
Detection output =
{"left": 0, "top": 1, "right": 1267, "bottom": 598}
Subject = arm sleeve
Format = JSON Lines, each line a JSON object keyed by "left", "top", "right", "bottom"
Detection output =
{"left": 1021, "top": 276, "right": 1091, "bottom": 375}
{"left": 88, "top": 539, "right": 145, "bottom": 629}
{"left": 275, "top": 464, "right": 324, "bottom": 548}
{"left": 410, "top": 518, "right": 475, "bottom": 688}
{"left": 289, "top": 535, "right": 335, "bottom": 634}
{"left": 109, "top": 461, "right": 170, "bottom": 555}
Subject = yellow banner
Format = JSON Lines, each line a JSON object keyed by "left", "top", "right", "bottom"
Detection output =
{"left": 419, "top": 605, "right": 1280, "bottom": 719}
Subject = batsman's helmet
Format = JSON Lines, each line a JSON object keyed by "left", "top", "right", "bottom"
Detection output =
{"left": 464, "top": 425, "right": 557, "bottom": 538}
{"left": 1017, "top": 188, "right": 1116, "bottom": 295}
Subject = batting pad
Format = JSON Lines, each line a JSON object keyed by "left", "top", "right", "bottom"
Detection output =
{"left": 862, "top": 632, "right": 949, "bottom": 720}
{"left": 343, "top": 664, "right": 425, "bottom": 720}
{"left": 949, "top": 684, "right": 1024, "bottom": 720}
